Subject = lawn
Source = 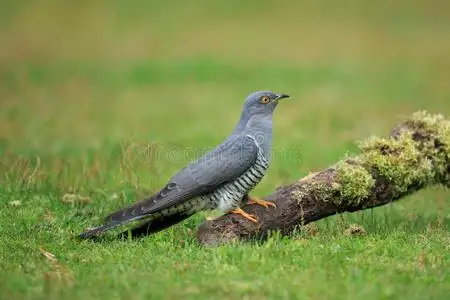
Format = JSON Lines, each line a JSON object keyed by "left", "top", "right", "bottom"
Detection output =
{"left": 0, "top": 1, "right": 449, "bottom": 299}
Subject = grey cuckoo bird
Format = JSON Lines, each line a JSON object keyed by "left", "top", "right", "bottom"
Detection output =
{"left": 79, "top": 91, "right": 289, "bottom": 238}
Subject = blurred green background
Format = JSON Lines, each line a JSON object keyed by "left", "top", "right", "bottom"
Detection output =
{"left": 1, "top": 1, "right": 449, "bottom": 299}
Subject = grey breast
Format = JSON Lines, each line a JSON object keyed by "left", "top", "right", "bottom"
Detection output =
{"left": 201, "top": 145, "right": 269, "bottom": 213}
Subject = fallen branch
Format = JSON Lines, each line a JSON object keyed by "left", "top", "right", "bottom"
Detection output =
{"left": 197, "top": 111, "right": 450, "bottom": 246}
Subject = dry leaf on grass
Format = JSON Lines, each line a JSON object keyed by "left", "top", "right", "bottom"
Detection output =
{"left": 300, "top": 223, "right": 319, "bottom": 237}
{"left": 43, "top": 209, "right": 55, "bottom": 222}
{"left": 417, "top": 251, "right": 426, "bottom": 271}
{"left": 40, "top": 248, "right": 58, "bottom": 263}
{"left": 40, "top": 247, "right": 75, "bottom": 287}
{"left": 61, "top": 193, "right": 91, "bottom": 205}
{"left": 344, "top": 224, "right": 367, "bottom": 236}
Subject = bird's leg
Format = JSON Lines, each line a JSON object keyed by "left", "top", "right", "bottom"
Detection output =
{"left": 247, "top": 195, "right": 276, "bottom": 209}
{"left": 230, "top": 207, "right": 258, "bottom": 223}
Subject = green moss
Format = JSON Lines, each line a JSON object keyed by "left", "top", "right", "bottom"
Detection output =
{"left": 357, "top": 111, "right": 450, "bottom": 197}
{"left": 363, "top": 135, "right": 432, "bottom": 196}
{"left": 313, "top": 111, "right": 450, "bottom": 206}
{"left": 310, "top": 181, "right": 334, "bottom": 203}
{"left": 410, "top": 111, "right": 450, "bottom": 186}
{"left": 334, "top": 161, "right": 375, "bottom": 206}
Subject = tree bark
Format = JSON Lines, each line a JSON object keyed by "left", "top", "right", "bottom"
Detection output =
{"left": 197, "top": 112, "right": 450, "bottom": 246}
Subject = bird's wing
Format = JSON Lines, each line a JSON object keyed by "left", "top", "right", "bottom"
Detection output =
{"left": 105, "top": 134, "right": 259, "bottom": 221}
{"left": 141, "top": 134, "right": 259, "bottom": 213}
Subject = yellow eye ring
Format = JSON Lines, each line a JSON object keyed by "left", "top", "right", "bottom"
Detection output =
{"left": 260, "top": 96, "right": 270, "bottom": 104}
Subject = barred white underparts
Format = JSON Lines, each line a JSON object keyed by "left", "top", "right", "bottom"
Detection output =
{"left": 201, "top": 144, "right": 269, "bottom": 213}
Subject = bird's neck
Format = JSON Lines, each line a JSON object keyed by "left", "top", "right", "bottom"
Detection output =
{"left": 233, "top": 110, "right": 272, "bottom": 132}
{"left": 232, "top": 113, "right": 273, "bottom": 159}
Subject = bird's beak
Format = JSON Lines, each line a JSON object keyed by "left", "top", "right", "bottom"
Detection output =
{"left": 275, "top": 94, "right": 290, "bottom": 100}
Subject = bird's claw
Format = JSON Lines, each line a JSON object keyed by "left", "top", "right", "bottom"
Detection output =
{"left": 247, "top": 196, "right": 277, "bottom": 209}
{"left": 230, "top": 207, "right": 258, "bottom": 223}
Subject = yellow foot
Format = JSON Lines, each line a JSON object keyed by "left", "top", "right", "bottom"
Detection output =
{"left": 230, "top": 207, "right": 258, "bottom": 223}
{"left": 247, "top": 196, "right": 277, "bottom": 209}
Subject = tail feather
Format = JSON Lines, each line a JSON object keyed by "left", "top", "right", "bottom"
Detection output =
{"left": 78, "top": 195, "right": 157, "bottom": 239}
{"left": 79, "top": 211, "right": 150, "bottom": 239}
{"left": 78, "top": 221, "right": 123, "bottom": 239}
{"left": 104, "top": 194, "right": 157, "bottom": 223}
{"left": 78, "top": 190, "right": 196, "bottom": 240}
{"left": 117, "top": 211, "right": 195, "bottom": 239}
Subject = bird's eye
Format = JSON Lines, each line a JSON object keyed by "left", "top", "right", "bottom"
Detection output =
{"left": 260, "top": 96, "right": 270, "bottom": 104}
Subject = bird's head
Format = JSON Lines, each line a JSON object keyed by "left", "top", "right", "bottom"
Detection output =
{"left": 242, "top": 90, "right": 290, "bottom": 117}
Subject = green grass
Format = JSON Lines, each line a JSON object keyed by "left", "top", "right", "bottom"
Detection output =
{"left": 1, "top": 1, "right": 450, "bottom": 299}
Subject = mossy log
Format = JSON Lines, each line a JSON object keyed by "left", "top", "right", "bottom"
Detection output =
{"left": 197, "top": 111, "right": 450, "bottom": 246}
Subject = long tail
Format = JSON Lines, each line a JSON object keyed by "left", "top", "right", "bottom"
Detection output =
{"left": 78, "top": 191, "right": 196, "bottom": 239}
{"left": 78, "top": 220, "right": 127, "bottom": 239}
{"left": 117, "top": 212, "right": 195, "bottom": 239}
{"left": 79, "top": 193, "right": 158, "bottom": 239}
{"left": 79, "top": 212, "right": 195, "bottom": 239}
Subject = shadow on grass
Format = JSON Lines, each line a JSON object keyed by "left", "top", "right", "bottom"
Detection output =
{"left": 73, "top": 208, "right": 448, "bottom": 246}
